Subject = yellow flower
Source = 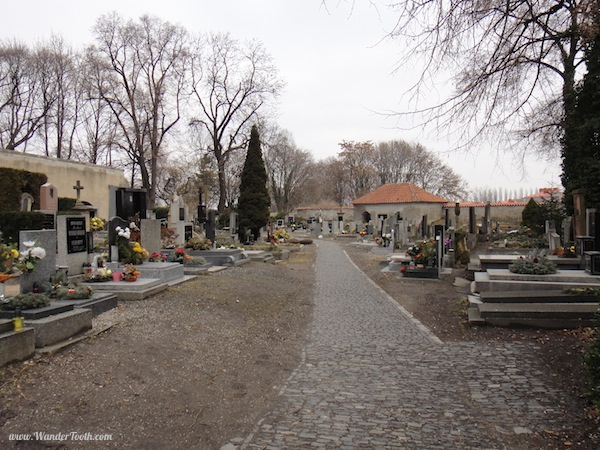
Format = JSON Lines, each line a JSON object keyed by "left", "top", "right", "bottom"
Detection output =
{"left": 11, "top": 249, "right": 19, "bottom": 258}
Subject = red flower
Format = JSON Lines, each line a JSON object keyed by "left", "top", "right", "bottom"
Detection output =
{"left": 176, "top": 247, "right": 185, "bottom": 255}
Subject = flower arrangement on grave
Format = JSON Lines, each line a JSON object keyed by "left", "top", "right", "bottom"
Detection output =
{"left": 168, "top": 247, "right": 192, "bottom": 264}
{"left": 0, "top": 235, "right": 19, "bottom": 282}
{"left": 115, "top": 226, "right": 148, "bottom": 264}
{"left": 272, "top": 228, "right": 290, "bottom": 242}
{"left": 406, "top": 239, "right": 436, "bottom": 267}
{"left": 552, "top": 245, "right": 577, "bottom": 258}
{"left": 41, "top": 273, "right": 94, "bottom": 299}
{"left": 0, "top": 292, "right": 51, "bottom": 311}
{"left": 161, "top": 228, "right": 178, "bottom": 249}
{"left": 91, "top": 217, "right": 106, "bottom": 231}
{"left": 149, "top": 251, "right": 168, "bottom": 262}
{"left": 16, "top": 241, "right": 46, "bottom": 274}
{"left": 183, "top": 255, "right": 207, "bottom": 266}
{"left": 83, "top": 266, "right": 113, "bottom": 282}
{"left": 381, "top": 233, "right": 392, "bottom": 247}
{"left": 509, "top": 251, "right": 557, "bottom": 275}
{"left": 122, "top": 263, "right": 140, "bottom": 281}
{"left": 184, "top": 237, "right": 212, "bottom": 250}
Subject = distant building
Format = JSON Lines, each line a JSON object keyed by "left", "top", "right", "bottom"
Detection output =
{"left": 352, "top": 183, "right": 448, "bottom": 240}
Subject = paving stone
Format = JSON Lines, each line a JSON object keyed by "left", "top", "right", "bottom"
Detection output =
{"left": 228, "top": 240, "right": 582, "bottom": 449}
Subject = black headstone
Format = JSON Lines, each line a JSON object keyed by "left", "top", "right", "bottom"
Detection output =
{"left": 469, "top": 207, "right": 476, "bottom": 234}
{"left": 66, "top": 217, "right": 87, "bottom": 254}
{"left": 116, "top": 188, "right": 147, "bottom": 220}
{"left": 205, "top": 209, "right": 216, "bottom": 242}
{"left": 594, "top": 211, "right": 600, "bottom": 251}
{"left": 184, "top": 225, "right": 193, "bottom": 242}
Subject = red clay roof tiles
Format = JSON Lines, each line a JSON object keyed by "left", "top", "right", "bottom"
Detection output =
{"left": 352, "top": 184, "right": 448, "bottom": 205}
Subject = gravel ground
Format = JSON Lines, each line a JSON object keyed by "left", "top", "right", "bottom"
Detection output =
{"left": 0, "top": 246, "right": 315, "bottom": 449}
{"left": 1, "top": 238, "right": 599, "bottom": 449}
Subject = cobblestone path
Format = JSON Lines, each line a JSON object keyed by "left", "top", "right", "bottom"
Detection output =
{"left": 231, "top": 240, "right": 578, "bottom": 449}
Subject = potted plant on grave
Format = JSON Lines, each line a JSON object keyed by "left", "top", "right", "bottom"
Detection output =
{"left": 122, "top": 263, "right": 140, "bottom": 282}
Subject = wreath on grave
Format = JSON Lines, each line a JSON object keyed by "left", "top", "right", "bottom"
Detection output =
{"left": 509, "top": 251, "right": 557, "bottom": 275}
{"left": 0, "top": 293, "right": 51, "bottom": 310}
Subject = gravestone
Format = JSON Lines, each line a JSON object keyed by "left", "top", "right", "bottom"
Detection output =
{"left": 205, "top": 209, "right": 217, "bottom": 243}
{"left": 108, "top": 216, "right": 130, "bottom": 262}
{"left": 169, "top": 196, "right": 193, "bottom": 245}
{"left": 546, "top": 221, "right": 560, "bottom": 252}
{"left": 19, "top": 230, "right": 57, "bottom": 294}
{"left": 573, "top": 190, "right": 586, "bottom": 237}
{"left": 39, "top": 182, "right": 58, "bottom": 230}
{"left": 229, "top": 211, "right": 238, "bottom": 243}
{"left": 115, "top": 187, "right": 147, "bottom": 220}
{"left": 562, "top": 217, "right": 573, "bottom": 245}
{"left": 141, "top": 219, "right": 161, "bottom": 256}
{"left": 483, "top": 202, "right": 491, "bottom": 236}
{"left": 57, "top": 215, "right": 88, "bottom": 275}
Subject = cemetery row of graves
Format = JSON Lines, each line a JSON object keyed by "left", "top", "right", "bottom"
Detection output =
{"left": 2, "top": 173, "right": 600, "bottom": 377}
{"left": 0, "top": 177, "right": 314, "bottom": 368}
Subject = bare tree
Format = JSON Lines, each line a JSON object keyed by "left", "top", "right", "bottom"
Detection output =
{"left": 344, "top": 1, "right": 597, "bottom": 160}
{"left": 77, "top": 51, "right": 121, "bottom": 165}
{"left": 90, "top": 13, "right": 189, "bottom": 208}
{"left": 338, "top": 140, "right": 377, "bottom": 199}
{"left": 0, "top": 41, "right": 53, "bottom": 150}
{"left": 263, "top": 128, "right": 314, "bottom": 214}
{"left": 34, "top": 36, "right": 82, "bottom": 159}
{"left": 189, "top": 32, "right": 283, "bottom": 213}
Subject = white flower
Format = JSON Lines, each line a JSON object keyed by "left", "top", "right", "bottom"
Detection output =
{"left": 117, "top": 227, "right": 131, "bottom": 239}
{"left": 23, "top": 241, "right": 36, "bottom": 248}
{"left": 30, "top": 247, "right": 46, "bottom": 260}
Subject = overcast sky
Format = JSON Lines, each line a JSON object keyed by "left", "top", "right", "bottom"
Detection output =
{"left": 2, "top": 0, "right": 562, "bottom": 194}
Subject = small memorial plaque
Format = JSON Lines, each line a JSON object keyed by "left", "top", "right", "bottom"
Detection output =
{"left": 43, "top": 214, "right": 55, "bottom": 230}
{"left": 67, "top": 217, "right": 87, "bottom": 254}
{"left": 184, "top": 225, "right": 193, "bottom": 242}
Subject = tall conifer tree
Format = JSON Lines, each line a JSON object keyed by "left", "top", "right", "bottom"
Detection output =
{"left": 238, "top": 125, "right": 270, "bottom": 241}
{"left": 562, "top": 7, "right": 600, "bottom": 213}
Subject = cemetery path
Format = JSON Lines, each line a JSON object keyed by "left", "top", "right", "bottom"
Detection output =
{"left": 227, "top": 239, "right": 598, "bottom": 449}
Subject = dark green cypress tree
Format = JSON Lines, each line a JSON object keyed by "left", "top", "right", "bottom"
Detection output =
{"left": 562, "top": 10, "right": 600, "bottom": 213}
{"left": 238, "top": 125, "right": 270, "bottom": 242}
{"left": 521, "top": 198, "right": 544, "bottom": 236}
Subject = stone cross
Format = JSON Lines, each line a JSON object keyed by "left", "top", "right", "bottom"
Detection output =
{"left": 73, "top": 180, "right": 84, "bottom": 202}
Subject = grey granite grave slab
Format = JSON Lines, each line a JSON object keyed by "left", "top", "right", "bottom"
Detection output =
{"left": 53, "top": 293, "right": 118, "bottom": 317}
{"left": 26, "top": 308, "right": 93, "bottom": 348}
{"left": 135, "top": 262, "right": 185, "bottom": 282}
{"left": 0, "top": 303, "right": 73, "bottom": 320}
{"left": 82, "top": 277, "right": 167, "bottom": 301}
{"left": 190, "top": 249, "right": 250, "bottom": 266}
{"left": 474, "top": 270, "right": 600, "bottom": 292}
{"left": 0, "top": 320, "right": 35, "bottom": 367}
{"left": 479, "top": 254, "right": 581, "bottom": 270}
{"left": 487, "top": 268, "right": 600, "bottom": 283}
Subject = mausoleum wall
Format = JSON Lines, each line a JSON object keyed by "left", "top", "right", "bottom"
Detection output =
{"left": 0, "top": 150, "right": 128, "bottom": 219}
